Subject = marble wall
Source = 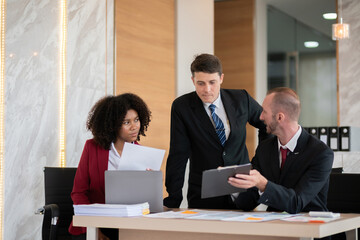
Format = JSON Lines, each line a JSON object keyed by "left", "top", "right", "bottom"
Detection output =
{"left": 66, "top": 0, "right": 114, "bottom": 167}
{"left": 4, "top": 0, "right": 113, "bottom": 239}
{"left": 339, "top": 0, "right": 360, "bottom": 127}
{"left": 338, "top": 0, "right": 360, "bottom": 173}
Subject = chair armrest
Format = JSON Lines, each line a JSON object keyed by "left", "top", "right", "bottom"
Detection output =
{"left": 35, "top": 207, "right": 45, "bottom": 215}
{"left": 42, "top": 204, "right": 60, "bottom": 240}
{"left": 44, "top": 204, "right": 60, "bottom": 224}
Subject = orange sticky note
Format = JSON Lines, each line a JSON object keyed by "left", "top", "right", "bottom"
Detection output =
{"left": 181, "top": 210, "right": 198, "bottom": 214}
{"left": 245, "top": 217, "right": 263, "bottom": 221}
{"left": 142, "top": 209, "right": 150, "bottom": 215}
{"left": 309, "top": 220, "right": 325, "bottom": 223}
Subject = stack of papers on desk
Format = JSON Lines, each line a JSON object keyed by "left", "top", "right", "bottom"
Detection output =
{"left": 74, "top": 202, "right": 150, "bottom": 217}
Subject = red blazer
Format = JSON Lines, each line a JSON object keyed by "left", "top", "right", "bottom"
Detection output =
{"left": 69, "top": 139, "right": 138, "bottom": 235}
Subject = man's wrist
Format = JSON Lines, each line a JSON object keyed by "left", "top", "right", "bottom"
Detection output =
{"left": 258, "top": 178, "right": 268, "bottom": 192}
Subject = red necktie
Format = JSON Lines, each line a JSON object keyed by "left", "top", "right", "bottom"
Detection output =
{"left": 280, "top": 147, "right": 289, "bottom": 169}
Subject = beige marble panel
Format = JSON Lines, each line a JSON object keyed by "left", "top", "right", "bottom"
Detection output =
{"left": 4, "top": 0, "right": 61, "bottom": 239}
{"left": 4, "top": 0, "right": 113, "bottom": 239}
{"left": 338, "top": 0, "right": 360, "bottom": 172}
{"left": 339, "top": 0, "right": 360, "bottom": 127}
{"left": 342, "top": 152, "right": 360, "bottom": 173}
{"left": 66, "top": 0, "right": 114, "bottom": 167}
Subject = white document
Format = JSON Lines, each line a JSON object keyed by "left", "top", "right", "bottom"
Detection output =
{"left": 145, "top": 210, "right": 296, "bottom": 222}
{"left": 145, "top": 210, "right": 241, "bottom": 220}
{"left": 309, "top": 211, "right": 340, "bottom": 218}
{"left": 118, "top": 142, "right": 165, "bottom": 171}
{"left": 281, "top": 216, "right": 339, "bottom": 223}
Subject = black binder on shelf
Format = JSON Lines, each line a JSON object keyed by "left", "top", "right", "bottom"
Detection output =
{"left": 318, "top": 127, "right": 329, "bottom": 146}
{"left": 339, "top": 126, "right": 350, "bottom": 151}
{"left": 329, "top": 127, "right": 339, "bottom": 151}
{"left": 308, "top": 127, "right": 319, "bottom": 139}
{"left": 339, "top": 127, "right": 350, "bottom": 151}
{"left": 339, "top": 126, "right": 360, "bottom": 151}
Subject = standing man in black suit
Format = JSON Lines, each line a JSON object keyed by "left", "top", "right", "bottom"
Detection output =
{"left": 229, "top": 87, "right": 334, "bottom": 213}
{"left": 164, "top": 53, "right": 268, "bottom": 209}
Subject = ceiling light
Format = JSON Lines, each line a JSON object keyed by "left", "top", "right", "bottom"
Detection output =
{"left": 332, "top": 0, "right": 350, "bottom": 40}
{"left": 323, "top": 13, "right": 337, "bottom": 20}
{"left": 332, "top": 22, "right": 349, "bottom": 40}
{"left": 304, "top": 41, "right": 319, "bottom": 48}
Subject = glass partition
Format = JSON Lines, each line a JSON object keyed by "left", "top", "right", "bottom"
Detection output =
{"left": 267, "top": 6, "right": 337, "bottom": 126}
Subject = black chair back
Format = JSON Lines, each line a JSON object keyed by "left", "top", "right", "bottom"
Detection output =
{"left": 327, "top": 173, "right": 360, "bottom": 213}
{"left": 43, "top": 167, "right": 77, "bottom": 240}
{"left": 327, "top": 173, "right": 360, "bottom": 240}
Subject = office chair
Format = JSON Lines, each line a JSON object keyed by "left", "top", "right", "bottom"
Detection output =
{"left": 327, "top": 173, "right": 360, "bottom": 213}
{"left": 327, "top": 173, "right": 360, "bottom": 240}
{"left": 37, "top": 167, "right": 77, "bottom": 240}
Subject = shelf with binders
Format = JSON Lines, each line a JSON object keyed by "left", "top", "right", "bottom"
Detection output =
{"left": 304, "top": 126, "right": 360, "bottom": 152}
{"left": 302, "top": 126, "right": 360, "bottom": 174}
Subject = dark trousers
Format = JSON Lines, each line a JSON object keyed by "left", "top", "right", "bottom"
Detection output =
{"left": 72, "top": 234, "right": 86, "bottom": 240}
{"left": 72, "top": 228, "right": 119, "bottom": 240}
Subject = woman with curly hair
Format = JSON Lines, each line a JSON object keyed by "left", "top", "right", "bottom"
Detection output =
{"left": 69, "top": 93, "right": 151, "bottom": 240}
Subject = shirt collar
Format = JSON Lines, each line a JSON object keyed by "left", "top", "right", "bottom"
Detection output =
{"left": 203, "top": 91, "right": 222, "bottom": 109}
{"left": 110, "top": 142, "right": 121, "bottom": 158}
{"left": 278, "top": 125, "right": 302, "bottom": 152}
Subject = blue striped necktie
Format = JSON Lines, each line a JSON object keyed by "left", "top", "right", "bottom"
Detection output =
{"left": 209, "top": 104, "right": 226, "bottom": 146}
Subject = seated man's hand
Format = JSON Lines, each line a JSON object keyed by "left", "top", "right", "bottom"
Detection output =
{"left": 228, "top": 169, "right": 268, "bottom": 192}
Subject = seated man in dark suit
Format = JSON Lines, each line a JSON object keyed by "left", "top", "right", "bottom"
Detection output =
{"left": 229, "top": 87, "right": 334, "bottom": 214}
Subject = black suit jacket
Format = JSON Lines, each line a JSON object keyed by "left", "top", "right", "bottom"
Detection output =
{"left": 164, "top": 89, "right": 267, "bottom": 209}
{"left": 235, "top": 129, "right": 334, "bottom": 214}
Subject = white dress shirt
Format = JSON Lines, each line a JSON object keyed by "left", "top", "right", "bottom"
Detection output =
{"left": 108, "top": 142, "right": 122, "bottom": 170}
{"left": 277, "top": 126, "right": 302, "bottom": 167}
{"left": 203, "top": 92, "right": 231, "bottom": 140}
{"left": 204, "top": 93, "right": 234, "bottom": 200}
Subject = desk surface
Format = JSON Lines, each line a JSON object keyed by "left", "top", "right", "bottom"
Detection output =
{"left": 73, "top": 212, "right": 360, "bottom": 239}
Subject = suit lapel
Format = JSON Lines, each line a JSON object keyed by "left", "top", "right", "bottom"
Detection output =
{"left": 269, "top": 138, "right": 282, "bottom": 182}
{"left": 190, "top": 92, "right": 221, "bottom": 144}
{"left": 98, "top": 145, "right": 109, "bottom": 172}
{"left": 97, "top": 145, "right": 109, "bottom": 194}
{"left": 221, "top": 89, "right": 236, "bottom": 129}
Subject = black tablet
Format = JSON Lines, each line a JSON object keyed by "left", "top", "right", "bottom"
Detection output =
{"left": 201, "top": 163, "right": 252, "bottom": 199}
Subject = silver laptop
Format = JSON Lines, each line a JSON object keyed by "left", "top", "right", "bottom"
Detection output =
{"left": 105, "top": 170, "right": 163, "bottom": 213}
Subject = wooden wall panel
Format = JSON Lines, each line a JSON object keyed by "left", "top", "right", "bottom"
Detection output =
{"left": 215, "top": 0, "right": 257, "bottom": 159}
{"left": 115, "top": 0, "right": 175, "bottom": 185}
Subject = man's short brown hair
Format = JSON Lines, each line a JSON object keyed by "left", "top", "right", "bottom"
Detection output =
{"left": 267, "top": 87, "right": 301, "bottom": 121}
{"left": 190, "top": 53, "right": 222, "bottom": 77}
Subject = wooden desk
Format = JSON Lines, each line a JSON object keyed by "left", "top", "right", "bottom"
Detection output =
{"left": 73, "top": 213, "right": 360, "bottom": 240}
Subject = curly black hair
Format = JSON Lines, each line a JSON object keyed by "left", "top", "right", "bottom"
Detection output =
{"left": 86, "top": 93, "right": 151, "bottom": 150}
